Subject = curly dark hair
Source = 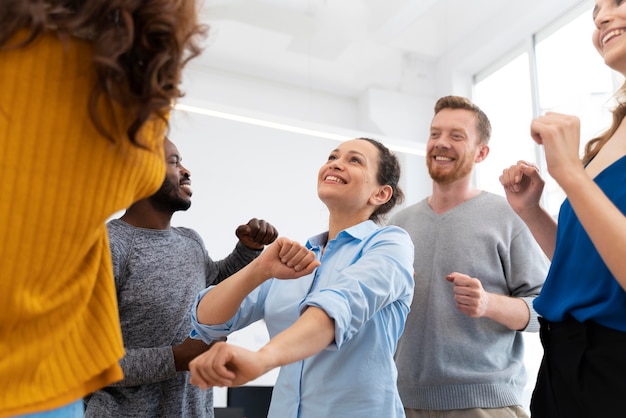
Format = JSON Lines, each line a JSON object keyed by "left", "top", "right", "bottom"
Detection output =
{"left": 0, "top": 0, "right": 208, "bottom": 145}
{"left": 356, "top": 138, "right": 405, "bottom": 224}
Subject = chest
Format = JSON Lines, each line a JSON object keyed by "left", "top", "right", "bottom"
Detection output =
{"left": 585, "top": 131, "right": 626, "bottom": 179}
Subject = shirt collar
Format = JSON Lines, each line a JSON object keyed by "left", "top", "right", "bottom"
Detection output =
{"left": 306, "top": 219, "right": 378, "bottom": 249}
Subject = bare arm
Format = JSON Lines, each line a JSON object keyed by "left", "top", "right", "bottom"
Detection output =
{"left": 189, "top": 306, "right": 334, "bottom": 388}
{"left": 196, "top": 237, "right": 320, "bottom": 325}
{"left": 500, "top": 161, "right": 557, "bottom": 259}
{"left": 446, "top": 273, "right": 530, "bottom": 331}
{"left": 531, "top": 112, "right": 626, "bottom": 290}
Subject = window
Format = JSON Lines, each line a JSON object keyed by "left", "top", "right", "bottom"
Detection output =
{"left": 534, "top": 9, "right": 618, "bottom": 215}
{"left": 473, "top": 53, "right": 535, "bottom": 198}
{"left": 472, "top": 5, "right": 620, "bottom": 217}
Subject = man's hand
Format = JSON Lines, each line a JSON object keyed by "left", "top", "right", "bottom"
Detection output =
{"left": 173, "top": 337, "right": 214, "bottom": 372}
{"left": 445, "top": 272, "right": 489, "bottom": 318}
{"left": 236, "top": 218, "right": 279, "bottom": 250}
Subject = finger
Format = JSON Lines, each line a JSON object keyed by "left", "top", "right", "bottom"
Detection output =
{"left": 530, "top": 120, "right": 547, "bottom": 145}
{"left": 191, "top": 344, "right": 236, "bottom": 387}
{"left": 280, "top": 245, "right": 317, "bottom": 271}
{"left": 518, "top": 161, "right": 537, "bottom": 174}
{"left": 498, "top": 169, "right": 510, "bottom": 188}
{"left": 245, "top": 218, "right": 264, "bottom": 241}
{"left": 292, "top": 251, "right": 320, "bottom": 273}
{"left": 189, "top": 359, "right": 214, "bottom": 389}
{"left": 264, "top": 223, "right": 279, "bottom": 244}
{"left": 253, "top": 220, "right": 279, "bottom": 245}
{"left": 235, "top": 224, "right": 251, "bottom": 240}
{"left": 277, "top": 239, "right": 301, "bottom": 261}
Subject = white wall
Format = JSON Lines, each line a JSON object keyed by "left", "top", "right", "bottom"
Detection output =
{"left": 168, "top": 105, "right": 430, "bottom": 250}
{"left": 167, "top": 102, "right": 430, "bottom": 405}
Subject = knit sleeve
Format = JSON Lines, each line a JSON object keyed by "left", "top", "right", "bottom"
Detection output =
{"left": 205, "top": 241, "right": 263, "bottom": 286}
{"left": 108, "top": 347, "right": 176, "bottom": 386}
{"left": 506, "top": 216, "right": 549, "bottom": 332}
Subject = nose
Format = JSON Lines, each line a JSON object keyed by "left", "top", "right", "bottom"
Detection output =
{"left": 180, "top": 163, "right": 191, "bottom": 179}
{"left": 433, "top": 135, "right": 452, "bottom": 149}
{"left": 594, "top": 4, "right": 613, "bottom": 28}
{"left": 328, "top": 158, "right": 344, "bottom": 170}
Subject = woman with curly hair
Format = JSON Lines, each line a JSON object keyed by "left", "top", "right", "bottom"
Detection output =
{"left": 0, "top": 1, "right": 207, "bottom": 416}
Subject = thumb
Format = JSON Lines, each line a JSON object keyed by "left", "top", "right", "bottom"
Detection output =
{"left": 235, "top": 224, "right": 251, "bottom": 239}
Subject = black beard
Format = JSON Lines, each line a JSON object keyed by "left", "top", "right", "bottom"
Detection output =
{"left": 149, "top": 178, "right": 191, "bottom": 213}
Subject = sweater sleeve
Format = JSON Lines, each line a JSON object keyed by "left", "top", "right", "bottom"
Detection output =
{"left": 205, "top": 241, "right": 263, "bottom": 286}
{"left": 506, "top": 217, "right": 549, "bottom": 333}
{"left": 110, "top": 347, "right": 176, "bottom": 387}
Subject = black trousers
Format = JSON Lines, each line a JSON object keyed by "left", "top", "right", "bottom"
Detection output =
{"left": 531, "top": 316, "right": 626, "bottom": 418}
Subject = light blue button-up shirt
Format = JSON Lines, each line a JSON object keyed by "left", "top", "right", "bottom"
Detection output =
{"left": 192, "top": 220, "right": 414, "bottom": 418}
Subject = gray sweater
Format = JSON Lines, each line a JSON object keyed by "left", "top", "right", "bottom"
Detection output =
{"left": 84, "top": 219, "right": 261, "bottom": 418}
{"left": 389, "top": 192, "right": 548, "bottom": 410}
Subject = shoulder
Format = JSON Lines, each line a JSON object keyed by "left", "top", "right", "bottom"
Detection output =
{"left": 171, "top": 226, "right": 207, "bottom": 248}
{"left": 476, "top": 192, "right": 536, "bottom": 241}
{"left": 106, "top": 219, "right": 137, "bottom": 267}
{"left": 388, "top": 200, "right": 426, "bottom": 225}
{"left": 106, "top": 219, "right": 135, "bottom": 245}
{"left": 366, "top": 224, "right": 414, "bottom": 249}
{"left": 106, "top": 218, "right": 127, "bottom": 233}
{"left": 477, "top": 191, "right": 520, "bottom": 218}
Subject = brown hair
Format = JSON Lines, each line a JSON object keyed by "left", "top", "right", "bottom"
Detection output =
{"left": 582, "top": 82, "right": 626, "bottom": 165}
{"left": 0, "top": 0, "right": 208, "bottom": 145}
{"left": 356, "top": 138, "right": 405, "bottom": 224}
{"left": 434, "top": 95, "right": 492, "bottom": 144}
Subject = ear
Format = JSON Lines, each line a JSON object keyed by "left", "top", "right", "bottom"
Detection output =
{"left": 475, "top": 144, "right": 489, "bottom": 163}
{"left": 369, "top": 184, "right": 393, "bottom": 206}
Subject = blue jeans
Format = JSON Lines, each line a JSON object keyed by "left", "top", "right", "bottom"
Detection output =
{"left": 16, "top": 400, "right": 83, "bottom": 418}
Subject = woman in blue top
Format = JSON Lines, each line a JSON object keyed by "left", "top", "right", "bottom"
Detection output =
{"left": 500, "top": 1, "right": 626, "bottom": 417}
{"left": 189, "top": 138, "right": 414, "bottom": 418}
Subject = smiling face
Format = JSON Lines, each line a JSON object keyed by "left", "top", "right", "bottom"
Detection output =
{"left": 593, "top": 0, "right": 626, "bottom": 74}
{"left": 317, "top": 139, "right": 390, "bottom": 218}
{"left": 426, "top": 108, "right": 488, "bottom": 185}
{"left": 149, "top": 138, "right": 193, "bottom": 213}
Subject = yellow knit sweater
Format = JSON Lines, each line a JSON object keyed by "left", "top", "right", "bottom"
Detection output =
{"left": 0, "top": 32, "right": 166, "bottom": 416}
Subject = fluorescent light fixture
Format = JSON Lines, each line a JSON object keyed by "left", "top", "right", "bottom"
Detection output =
{"left": 174, "top": 103, "right": 425, "bottom": 156}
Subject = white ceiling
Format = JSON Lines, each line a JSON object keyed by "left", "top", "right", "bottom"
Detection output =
{"left": 193, "top": 0, "right": 590, "bottom": 100}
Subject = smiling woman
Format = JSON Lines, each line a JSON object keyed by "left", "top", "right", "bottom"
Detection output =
{"left": 498, "top": 0, "right": 626, "bottom": 416}
{"left": 187, "top": 137, "right": 415, "bottom": 418}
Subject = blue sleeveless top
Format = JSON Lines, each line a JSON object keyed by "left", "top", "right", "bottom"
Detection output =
{"left": 534, "top": 155, "right": 626, "bottom": 332}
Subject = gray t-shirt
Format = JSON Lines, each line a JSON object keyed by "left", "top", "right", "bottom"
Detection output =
{"left": 84, "top": 219, "right": 261, "bottom": 418}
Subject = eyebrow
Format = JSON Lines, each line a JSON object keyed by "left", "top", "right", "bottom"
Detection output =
{"left": 346, "top": 150, "right": 367, "bottom": 159}
{"left": 430, "top": 125, "right": 467, "bottom": 134}
{"left": 330, "top": 149, "right": 368, "bottom": 161}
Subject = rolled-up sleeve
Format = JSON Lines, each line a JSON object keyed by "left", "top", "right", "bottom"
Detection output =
{"left": 301, "top": 226, "right": 414, "bottom": 349}
{"left": 190, "top": 281, "right": 272, "bottom": 342}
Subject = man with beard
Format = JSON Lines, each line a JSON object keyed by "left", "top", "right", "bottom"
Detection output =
{"left": 388, "top": 96, "right": 548, "bottom": 418}
{"left": 84, "top": 137, "right": 279, "bottom": 417}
